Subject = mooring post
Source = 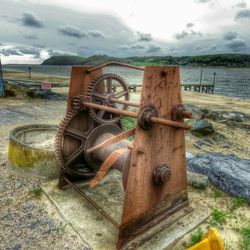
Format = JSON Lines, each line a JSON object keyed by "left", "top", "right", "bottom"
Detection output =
{"left": 199, "top": 69, "right": 203, "bottom": 92}
{"left": 0, "top": 58, "right": 5, "bottom": 97}
{"left": 28, "top": 66, "right": 31, "bottom": 79}
{"left": 213, "top": 72, "right": 216, "bottom": 93}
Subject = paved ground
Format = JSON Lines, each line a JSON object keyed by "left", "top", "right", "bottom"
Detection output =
{"left": 0, "top": 99, "right": 86, "bottom": 250}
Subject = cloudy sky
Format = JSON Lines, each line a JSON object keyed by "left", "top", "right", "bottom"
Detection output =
{"left": 0, "top": 0, "right": 250, "bottom": 64}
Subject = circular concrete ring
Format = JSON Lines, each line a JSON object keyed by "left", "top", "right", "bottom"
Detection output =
{"left": 8, "top": 124, "right": 59, "bottom": 180}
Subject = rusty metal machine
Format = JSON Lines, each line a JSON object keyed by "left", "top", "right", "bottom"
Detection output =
{"left": 55, "top": 62, "right": 193, "bottom": 249}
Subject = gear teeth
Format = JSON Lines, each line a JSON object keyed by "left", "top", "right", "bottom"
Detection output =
{"left": 85, "top": 73, "right": 130, "bottom": 125}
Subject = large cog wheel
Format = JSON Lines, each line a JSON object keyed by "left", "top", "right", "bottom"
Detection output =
{"left": 86, "top": 73, "right": 129, "bottom": 124}
{"left": 55, "top": 108, "right": 96, "bottom": 178}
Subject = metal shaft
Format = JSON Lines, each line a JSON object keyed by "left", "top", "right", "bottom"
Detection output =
{"left": 92, "top": 132, "right": 132, "bottom": 188}
{"left": 82, "top": 101, "right": 190, "bottom": 130}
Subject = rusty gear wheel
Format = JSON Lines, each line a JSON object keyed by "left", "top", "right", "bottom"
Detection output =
{"left": 86, "top": 73, "right": 129, "bottom": 124}
{"left": 55, "top": 108, "right": 96, "bottom": 178}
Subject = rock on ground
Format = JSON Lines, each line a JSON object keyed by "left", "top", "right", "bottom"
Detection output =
{"left": 191, "top": 119, "right": 214, "bottom": 135}
{"left": 188, "top": 153, "right": 250, "bottom": 202}
{"left": 187, "top": 171, "right": 208, "bottom": 189}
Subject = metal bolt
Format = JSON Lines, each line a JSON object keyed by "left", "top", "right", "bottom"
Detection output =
{"left": 153, "top": 164, "right": 171, "bottom": 185}
{"left": 172, "top": 104, "right": 192, "bottom": 121}
{"left": 136, "top": 147, "right": 144, "bottom": 155}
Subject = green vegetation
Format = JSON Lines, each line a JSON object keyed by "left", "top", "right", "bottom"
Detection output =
{"left": 121, "top": 116, "right": 136, "bottom": 141}
{"left": 230, "top": 197, "right": 247, "bottom": 212}
{"left": 42, "top": 53, "right": 250, "bottom": 67}
{"left": 42, "top": 55, "right": 87, "bottom": 65}
{"left": 188, "top": 228, "right": 203, "bottom": 247}
{"left": 212, "top": 189, "right": 223, "bottom": 198}
{"left": 182, "top": 228, "right": 203, "bottom": 248}
{"left": 53, "top": 222, "right": 67, "bottom": 234}
{"left": 30, "top": 187, "right": 43, "bottom": 198}
{"left": 235, "top": 224, "right": 250, "bottom": 250}
{"left": 122, "top": 116, "right": 137, "bottom": 130}
{"left": 210, "top": 209, "right": 228, "bottom": 226}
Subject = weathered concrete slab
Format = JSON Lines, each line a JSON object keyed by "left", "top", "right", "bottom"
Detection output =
{"left": 42, "top": 170, "right": 209, "bottom": 250}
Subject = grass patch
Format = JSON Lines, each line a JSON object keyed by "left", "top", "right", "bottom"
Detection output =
{"left": 122, "top": 116, "right": 136, "bottom": 130}
{"left": 53, "top": 222, "right": 67, "bottom": 234}
{"left": 230, "top": 197, "right": 247, "bottom": 212}
{"left": 30, "top": 187, "right": 43, "bottom": 198}
{"left": 235, "top": 225, "right": 250, "bottom": 250}
{"left": 187, "top": 228, "right": 203, "bottom": 247}
{"left": 212, "top": 189, "right": 223, "bottom": 198}
{"left": 210, "top": 209, "right": 228, "bottom": 226}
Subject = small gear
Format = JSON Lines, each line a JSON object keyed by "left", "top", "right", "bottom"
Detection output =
{"left": 86, "top": 74, "right": 129, "bottom": 124}
{"left": 55, "top": 108, "right": 96, "bottom": 178}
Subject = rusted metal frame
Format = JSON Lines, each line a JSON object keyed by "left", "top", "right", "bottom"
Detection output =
{"left": 121, "top": 202, "right": 192, "bottom": 249}
{"left": 118, "top": 191, "right": 190, "bottom": 248}
{"left": 82, "top": 101, "right": 190, "bottom": 130}
{"left": 86, "top": 61, "right": 144, "bottom": 73}
{"left": 63, "top": 176, "right": 120, "bottom": 229}
{"left": 86, "top": 128, "right": 135, "bottom": 154}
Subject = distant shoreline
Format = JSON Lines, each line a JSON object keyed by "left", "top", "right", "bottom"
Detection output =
{"left": 40, "top": 54, "right": 250, "bottom": 68}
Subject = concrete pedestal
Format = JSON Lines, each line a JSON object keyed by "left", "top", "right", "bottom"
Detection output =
{"left": 41, "top": 170, "right": 209, "bottom": 250}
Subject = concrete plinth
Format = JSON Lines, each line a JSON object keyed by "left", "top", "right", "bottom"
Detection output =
{"left": 41, "top": 170, "right": 209, "bottom": 250}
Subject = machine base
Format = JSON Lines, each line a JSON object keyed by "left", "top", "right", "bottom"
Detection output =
{"left": 41, "top": 170, "right": 209, "bottom": 250}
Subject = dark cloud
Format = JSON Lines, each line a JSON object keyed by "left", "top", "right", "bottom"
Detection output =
{"left": 0, "top": 45, "right": 42, "bottom": 58}
{"left": 233, "top": 2, "right": 247, "bottom": 9}
{"left": 23, "top": 34, "right": 38, "bottom": 40}
{"left": 146, "top": 43, "right": 161, "bottom": 53}
{"left": 88, "top": 30, "right": 106, "bottom": 38}
{"left": 21, "top": 13, "right": 44, "bottom": 28}
{"left": 195, "top": 0, "right": 210, "bottom": 3}
{"left": 48, "top": 49, "right": 74, "bottom": 57}
{"left": 223, "top": 31, "right": 238, "bottom": 41}
{"left": 186, "top": 23, "right": 194, "bottom": 28}
{"left": 130, "top": 43, "right": 146, "bottom": 49}
{"left": 0, "top": 48, "right": 22, "bottom": 56}
{"left": 58, "top": 25, "right": 87, "bottom": 38}
{"left": 18, "top": 47, "right": 40, "bottom": 55}
{"left": 227, "top": 39, "right": 247, "bottom": 51}
{"left": 208, "top": 44, "right": 217, "bottom": 50}
{"left": 174, "top": 30, "right": 202, "bottom": 40}
{"left": 137, "top": 31, "right": 152, "bottom": 42}
{"left": 33, "top": 43, "right": 46, "bottom": 49}
{"left": 119, "top": 43, "right": 146, "bottom": 50}
{"left": 174, "top": 31, "right": 189, "bottom": 40}
{"left": 235, "top": 9, "right": 250, "bottom": 20}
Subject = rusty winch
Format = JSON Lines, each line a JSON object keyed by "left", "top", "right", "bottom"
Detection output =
{"left": 55, "top": 62, "right": 192, "bottom": 249}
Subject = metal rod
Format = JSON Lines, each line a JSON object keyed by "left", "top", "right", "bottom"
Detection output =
{"left": 110, "top": 97, "right": 140, "bottom": 108}
{"left": 82, "top": 101, "right": 190, "bottom": 130}
{"left": 83, "top": 100, "right": 138, "bottom": 118}
{"left": 63, "top": 176, "right": 120, "bottom": 229}
{"left": 86, "top": 61, "right": 144, "bottom": 73}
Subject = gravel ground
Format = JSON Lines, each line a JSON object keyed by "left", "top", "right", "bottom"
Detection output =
{"left": 0, "top": 97, "right": 249, "bottom": 250}
{"left": 0, "top": 99, "right": 86, "bottom": 250}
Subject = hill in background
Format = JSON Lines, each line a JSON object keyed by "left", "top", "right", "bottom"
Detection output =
{"left": 42, "top": 54, "right": 250, "bottom": 67}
